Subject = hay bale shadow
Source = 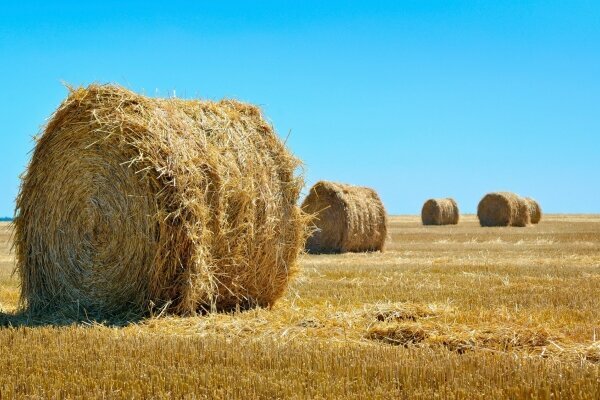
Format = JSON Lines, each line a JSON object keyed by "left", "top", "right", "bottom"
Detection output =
{"left": 0, "top": 296, "right": 264, "bottom": 328}
{"left": 0, "top": 308, "right": 143, "bottom": 328}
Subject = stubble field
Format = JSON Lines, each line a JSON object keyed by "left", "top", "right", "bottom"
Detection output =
{"left": 0, "top": 215, "right": 599, "bottom": 399}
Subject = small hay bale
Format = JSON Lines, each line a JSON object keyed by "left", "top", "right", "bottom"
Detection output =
{"left": 477, "top": 192, "right": 531, "bottom": 227}
{"left": 301, "top": 181, "right": 387, "bottom": 253}
{"left": 525, "top": 197, "right": 542, "bottom": 224}
{"left": 421, "top": 198, "right": 460, "bottom": 225}
{"left": 14, "top": 84, "right": 308, "bottom": 317}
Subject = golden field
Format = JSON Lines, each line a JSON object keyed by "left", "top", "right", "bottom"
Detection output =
{"left": 0, "top": 215, "right": 599, "bottom": 399}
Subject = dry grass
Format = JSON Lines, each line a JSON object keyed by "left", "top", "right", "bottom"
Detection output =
{"left": 302, "top": 181, "right": 387, "bottom": 253}
{"left": 526, "top": 197, "right": 543, "bottom": 224}
{"left": 1, "top": 215, "right": 600, "bottom": 398}
{"left": 478, "top": 192, "right": 531, "bottom": 227}
{"left": 421, "top": 198, "right": 460, "bottom": 225}
{"left": 14, "top": 84, "right": 307, "bottom": 317}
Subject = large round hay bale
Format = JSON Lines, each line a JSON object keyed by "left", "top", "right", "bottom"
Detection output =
{"left": 14, "top": 84, "right": 307, "bottom": 317}
{"left": 421, "top": 198, "right": 460, "bottom": 225}
{"left": 477, "top": 192, "right": 531, "bottom": 227}
{"left": 524, "top": 197, "right": 542, "bottom": 224}
{"left": 301, "top": 181, "right": 387, "bottom": 253}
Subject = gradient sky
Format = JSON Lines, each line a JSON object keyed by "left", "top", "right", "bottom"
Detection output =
{"left": 1, "top": 1, "right": 599, "bottom": 216}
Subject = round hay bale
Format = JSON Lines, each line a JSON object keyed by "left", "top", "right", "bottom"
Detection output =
{"left": 421, "top": 198, "right": 460, "bottom": 225}
{"left": 14, "top": 84, "right": 307, "bottom": 317}
{"left": 524, "top": 197, "right": 542, "bottom": 224}
{"left": 301, "top": 181, "right": 387, "bottom": 253}
{"left": 477, "top": 192, "right": 531, "bottom": 227}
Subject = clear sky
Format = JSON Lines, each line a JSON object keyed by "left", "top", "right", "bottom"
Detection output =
{"left": 1, "top": 1, "right": 599, "bottom": 216}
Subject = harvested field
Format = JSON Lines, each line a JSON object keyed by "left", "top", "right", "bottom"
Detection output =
{"left": 1, "top": 215, "right": 600, "bottom": 399}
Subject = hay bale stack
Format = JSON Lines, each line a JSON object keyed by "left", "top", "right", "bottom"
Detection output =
{"left": 421, "top": 198, "right": 460, "bottom": 225}
{"left": 477, "top": 192, "right": 531, "bottom": 227}
{"left": 14, "top": 84, "right": 307, "bottom": 317}
{"left": 301, "top": 181, "right": 387, "bottom": 253}
{"left": 525, "top": 197, "right": 542, "bottom": 224}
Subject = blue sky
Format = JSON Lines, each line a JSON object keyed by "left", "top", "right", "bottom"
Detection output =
{"left": 1, "top": 1, "right": 599, "bottom": 215}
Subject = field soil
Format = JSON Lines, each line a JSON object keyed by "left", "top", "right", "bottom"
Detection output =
{"left": 1, "top": 215, "right": 599, "bottom": 399}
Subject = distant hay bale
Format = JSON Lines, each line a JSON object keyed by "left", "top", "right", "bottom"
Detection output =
{"left": 525, "top": 197, "right": 542, "bottom": 224}
{"left": 421, "top": 198, "right": 460, "bottom": 225}
{"left": 301, "top": 181, "right": 387, "bottom": 253}
{"left": 477, "top": 192, "right": 531, "bottom": 227}
{"left": 14, "top": 84, "right": 308, "bottom": 317}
